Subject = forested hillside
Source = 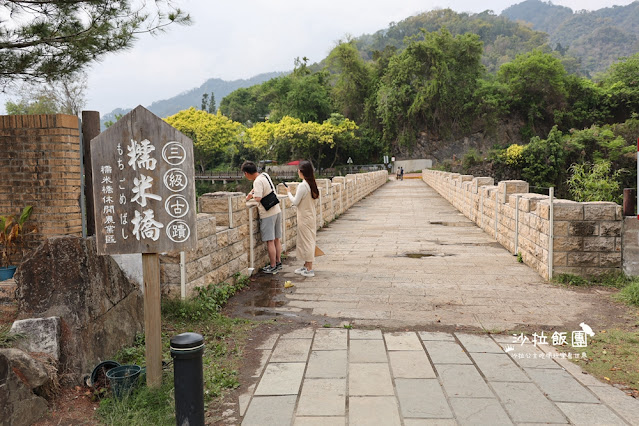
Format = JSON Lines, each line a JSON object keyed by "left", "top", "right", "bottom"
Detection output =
{"left": 165, "top": 5, "right": 638, "bottom": 203}
{"left": 355, "top": 9, "right": 551, "bottom": 73}
{"left": 502, "top": 0, "right": 639, "bottom": 76}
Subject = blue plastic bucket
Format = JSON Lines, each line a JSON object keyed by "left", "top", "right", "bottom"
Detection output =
{"left": 0, "top": 266, "right": 17, "bottom": 281}
{"left": 106, "top": 364, "right": 141, "bottom": 398}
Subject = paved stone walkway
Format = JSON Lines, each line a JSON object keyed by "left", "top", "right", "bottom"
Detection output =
{"left": 271, "top": 179, "right": 605, "bottom": 330}
{"left": 235, "top": 179, "right": 639, "bottom": 425}
{"left": 239, "top": 328, "right": 638, "bottom": 425}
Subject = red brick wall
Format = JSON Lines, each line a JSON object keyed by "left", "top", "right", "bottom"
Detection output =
{"left": 0, "top": 114, "right": 83, "bottom": 264}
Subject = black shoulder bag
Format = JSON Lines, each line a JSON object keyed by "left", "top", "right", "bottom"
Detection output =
{"left": 259, "top": 173, "right": 280, "bottom": 211}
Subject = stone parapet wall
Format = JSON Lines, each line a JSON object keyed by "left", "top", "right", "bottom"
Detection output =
{"left": 423, "top": 170, "right": 623, "bottom": 280}
{"left": 0, "top": 114, "right": 83, "bottom": 264}
{"left": 160, "top": 171, "right": 387, "bottom": 296}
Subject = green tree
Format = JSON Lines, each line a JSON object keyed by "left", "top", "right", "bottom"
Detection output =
{"left": 326, "top": 40, "right": 372, "bottom": 122}
{"left": 521, "top": 126, "right": 568, "bottom": 190}
{"left": 600, "top": 53, "right": 639, "bottom": 122}
{"left": 376, "top": 28, "right": 483, "bottom": 147}
{"left": 497, "top": 49, "right": 568, "bottom": 137}
{"left": 104, "top": 113, "right": 124, "bottom": 128}
{"left": 4, "top": 71, "right": 88, "bottom": 115}
{"left": 201, "top": 93, "right": 209, "bottom": 111}
{"left": 209, "top": 92, "right": 216, "bottom": 114}
{"left": 5, "top": 94, "right": 58, "bottom": 115}
{"left": 220, "top": 86, "right": 270, "bottom": 124}
{"left": 164, "top": 108, "right": 245, "bottom": 172}
{"left": 0, "top": 1, "right": 191, "bottom": 87}
{"left": 246, "top": 115, "right": 359, "bottom": 168}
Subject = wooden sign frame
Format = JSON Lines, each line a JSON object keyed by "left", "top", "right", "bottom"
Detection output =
{"left": 89, "top": 105, "right": 197, "bottom": 388}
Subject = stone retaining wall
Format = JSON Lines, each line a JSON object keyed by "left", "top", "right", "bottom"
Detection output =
{"left": 160, "top": 171, "right": 387, "bottom": 296}
{"left": 423, "top": 170, "right": 623, "bottom": 280}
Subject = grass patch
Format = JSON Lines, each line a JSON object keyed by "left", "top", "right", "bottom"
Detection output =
{"left": 552, "top": 273, "right": 590, "bottom": 286}
{"left": 552, "top": 271, "right": 638, "bottom": 289}
{"left": 553, "top": 272, "right": 639, "bottom": 308}
{"left": 560, "top": 329, "right": 639, "bottom": 393}
{"left": 96, "top": 379, "right": 175, "bottom": 426}
{"left": 616, "top": 280, "right": 639, "bottom": 306}
{"left": 0, "top": 324, "right": 22, "bottom": 348}
{"left": 97, "top": 274, "right": 256, "bottom": 425}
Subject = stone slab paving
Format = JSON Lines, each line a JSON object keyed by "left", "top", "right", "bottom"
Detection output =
{"left": 270, "top": 179, "right": 604, "bottom": 329}
{"left": 237, "top": 180, "right": 639, "bottom": 424}
{"left": 239, "top": 330, "right": 639, "bottom": 425}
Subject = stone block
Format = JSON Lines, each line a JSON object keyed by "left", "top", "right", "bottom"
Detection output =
{"left": 601, "top": 252, "right": 622, "bottom": 267}
{"left": 498, "top": 180, "right": 529, "bottom": 195}
{"left": 472, "top": 177, "right": 494, "bottom": 193}
{"left": 553, "top": 236, "right": 583, "bottom": 251}
{"left": 600, "top": 221, "right": 622, "bottom": 236}
{"left": 553, "top": 200, "right": 583, "bottom": 220}
{"left": 567, "top": 252, "right": 599, "bottom": 267}
{"left": 10, "top": 316, "right": 61, "bottom": 360}
{"left": 217, "top": 229, "right": 229, "bottom": 247}
{"left": 553, "top": 220, "right": 572, "bottom": 237}
{"left": 583, "top": 237, "right": 615, "bottom": 252}
{"left": 196, "top": 214, "right": 215, "bottom": 239}
{"left": 198, "top": 192, "right": 232, "bottom": 214}
{"left": 553, "top": 251, "right": 567, "bottom": 266}
{"left": 569, "top": 221, "right": 598, "bottom": 236}
{"left": 584, "top": 202, "right": 618, "bottom": 221}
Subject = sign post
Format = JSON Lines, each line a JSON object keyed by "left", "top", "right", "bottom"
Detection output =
{"left": 90, "top": 105, "right": 197, "bottom": 387}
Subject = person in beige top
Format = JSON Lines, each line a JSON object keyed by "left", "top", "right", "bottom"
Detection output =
{"left": 242, "top": 161, "right": 282, "bottom": 274}
{"left": 286, "top": 160, "right": 319, "bottom": 277}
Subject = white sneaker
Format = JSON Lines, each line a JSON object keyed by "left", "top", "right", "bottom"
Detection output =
{"left": 294, "top": 266, "right": 307, "bottom": 274}
{"left": 301, "top": 269, "right": 315, "bottom": 277}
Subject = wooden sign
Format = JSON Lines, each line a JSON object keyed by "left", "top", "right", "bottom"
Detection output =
{"left": 90, "top": 105, "right": 197, "bottom": 255}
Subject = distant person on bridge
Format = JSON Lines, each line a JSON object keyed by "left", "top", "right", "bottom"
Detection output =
{"left": 286, "top": 160, "right": 319, "bottom": 278}
{"left": 242, "top": 161, "right": 282, "bottom": 274}
{"left": 399, "top": 167, "right": 404, "bottom": 181}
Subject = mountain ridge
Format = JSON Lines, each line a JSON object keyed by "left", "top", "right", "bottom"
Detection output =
{"left": 100, "top": 71, "right": 286, "bottom": 129}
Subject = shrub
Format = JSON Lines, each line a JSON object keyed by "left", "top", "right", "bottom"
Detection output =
{"left": 503, "top": 144, "right": 525, "bottom": 166}
{"left": 567, "top": 160, "right": 624, "bottom": 203}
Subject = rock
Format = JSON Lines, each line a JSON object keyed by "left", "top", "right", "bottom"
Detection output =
{"left": 14, "top": 236, "right": 144, "bottom": 384}
{"left": 10, "top": 316, "right": 61, "bottom": 360}
{"left": 0, "top": 348, "right": 51, "bottom": 388}
{"left": 0, "top": 349, "right": 49, "bottom": 426}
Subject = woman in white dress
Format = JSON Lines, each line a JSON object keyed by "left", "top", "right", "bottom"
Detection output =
{"left": 286, "top": 160, "right": 319, "bottom": 277}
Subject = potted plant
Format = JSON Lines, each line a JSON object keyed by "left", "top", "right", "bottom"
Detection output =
{"left": 0, "top": 206, "right": 34, "bottom": 281}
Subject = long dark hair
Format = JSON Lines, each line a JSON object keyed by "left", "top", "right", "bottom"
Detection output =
{"left": 299, "top": 160, "right": 319, "bottom": 199}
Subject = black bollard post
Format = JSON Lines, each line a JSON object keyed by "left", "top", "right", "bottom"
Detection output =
{"left": 170, "top": 332, "right": 205, "bottom": 426}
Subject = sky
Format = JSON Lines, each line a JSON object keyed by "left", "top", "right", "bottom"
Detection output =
{"left": 1, "top": 0, "right": 635, "bottom": 116}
